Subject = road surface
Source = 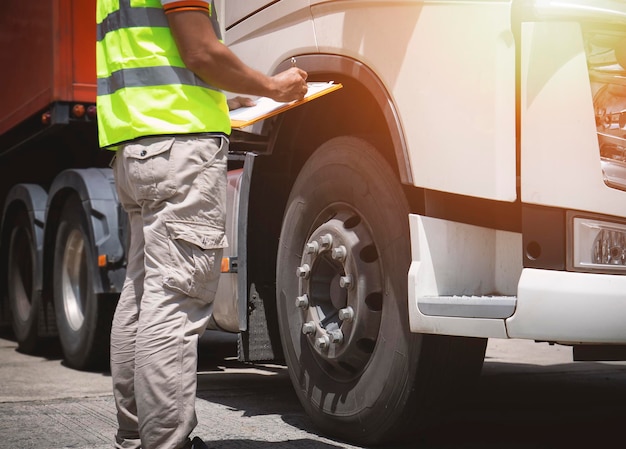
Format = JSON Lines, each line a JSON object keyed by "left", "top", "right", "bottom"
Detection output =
{"left": 0, "top": 330, "right": 625, "bottom": 448}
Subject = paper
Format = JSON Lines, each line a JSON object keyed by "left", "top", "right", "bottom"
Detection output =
{"left": 229, "top": 82, "right": 343, "bottom": 129}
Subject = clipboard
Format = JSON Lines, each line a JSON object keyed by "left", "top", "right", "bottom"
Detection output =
{"left": 229, "top": 82, "right": 343, "bottom": 129}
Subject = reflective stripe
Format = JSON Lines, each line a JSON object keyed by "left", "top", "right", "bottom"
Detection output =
{"left": 97, "top": 7, "right": 168, "bottom": 41}
{"left": 98, "top": 65, "right": 218, "bottom": 95}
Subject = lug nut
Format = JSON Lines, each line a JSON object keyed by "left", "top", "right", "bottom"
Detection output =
{"left": 295, "top": 294, "right": 309, "bottom": 309}
{"left": 339, "top": 306, "right": 354, "bottom": 322}
{"left": 320, "top": 233, "right": 333, "bottom": 249}
{"left": 306, "top": 241, "right": 319, "bottom": 255}
{"left": 329, "top": 330, "right": 344, "bottom": 344}
{"left": 316, "top": 334, "right": 330, "bottom": 350}
{"left": 302, "top": 321, "right": 316, "bottom": 335}
{"left": 331, "top": 245, "right": 347, "bottom": 261}
{"left": 339, "top": 275, "right": 353, "bottom": 289}
{"left": 296, "top": 264, "right": 311, "bottom": 279}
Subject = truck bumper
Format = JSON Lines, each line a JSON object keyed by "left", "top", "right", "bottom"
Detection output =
{"left": 506, "top": 268, "right": 626, "bottom": 344}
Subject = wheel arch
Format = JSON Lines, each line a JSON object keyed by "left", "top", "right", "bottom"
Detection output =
{"left": 43, "top": 168, "right": 125, "bottom": 300}
{"left": 272, "top": 53, "right": 411, "bottom": 184}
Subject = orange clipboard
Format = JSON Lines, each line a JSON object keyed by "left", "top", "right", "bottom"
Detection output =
{"left": 229, "top": 82, "right": 343, "bottom": 129}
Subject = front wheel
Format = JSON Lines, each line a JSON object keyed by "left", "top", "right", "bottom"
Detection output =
{"left": 53, "top": 195, "right": 113, "bottom": 370}
{"left": 276, "top": 137, "right": 486, "bottom": 445}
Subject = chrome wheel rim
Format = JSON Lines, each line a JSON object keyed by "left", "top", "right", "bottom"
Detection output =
{"left": 294, "top": 206, "right": 383, "bottom": 381}
{"left": 61, "top": 229, "right": 88, "bottom": 332}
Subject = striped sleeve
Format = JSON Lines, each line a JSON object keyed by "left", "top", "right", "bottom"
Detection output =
{"left": 161, "top": 0, "right": 211, "bottom": 14}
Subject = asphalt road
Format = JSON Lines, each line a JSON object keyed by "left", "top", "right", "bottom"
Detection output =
{"left": 0, "top": 329, "right": 625, "bottom": 449}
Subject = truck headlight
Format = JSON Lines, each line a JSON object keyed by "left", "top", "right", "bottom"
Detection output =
{"left": 572, "top": 216, "right": 626, "bottom": 272}
{"left": 586, "top": 28, "right": 626, "bottom": 192}
{"left": 595, "top": 85, "right": 626, "bottom": 191}
{"left": 599, "top": 131, "right": 626, "bottom": 191}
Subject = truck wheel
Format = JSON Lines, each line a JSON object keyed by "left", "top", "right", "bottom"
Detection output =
{"left": 53, "top": 194, "right": 111, "bottom": 370}
{"left": 276, "top": 136, "right": 485, "bottom": 445}
{"left": 7, "top": 209, "right": 39, "bottom": 353}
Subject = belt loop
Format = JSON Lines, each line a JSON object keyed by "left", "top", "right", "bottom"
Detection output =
{"left": 109, "top": 153, "right": 118, "bottom": 168}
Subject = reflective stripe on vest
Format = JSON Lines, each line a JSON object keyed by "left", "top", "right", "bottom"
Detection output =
{"left": 96, "top": 8, "right": 168, "bottom": 41}
{"left": 96, "top": 0, "right": 230, "bottom": 148}
{"left": 98, "top": 65, "right": 216, "bottom": 96}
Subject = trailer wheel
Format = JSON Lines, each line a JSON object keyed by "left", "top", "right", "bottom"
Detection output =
{"left": 53, "top": 194, "right": 111, "bottom": 370}
{"left": 7, "top": 209, "right": 39, "bottom": 353}
{"left": 276, "top": 136, "right": 486, "bottom": 445}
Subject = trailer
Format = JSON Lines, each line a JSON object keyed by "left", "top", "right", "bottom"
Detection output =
{"left": 0, "top": 0, "right": 122, "bottom": 369}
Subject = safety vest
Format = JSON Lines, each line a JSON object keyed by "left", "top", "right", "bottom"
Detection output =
{"left": 96, "top": 0, "right": 230, "bottom": 148}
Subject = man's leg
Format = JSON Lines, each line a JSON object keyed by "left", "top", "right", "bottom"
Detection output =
{"left": 111, "top": 209, "right": 144, "bottom": 449}
{"left": 128, "top": 135, "right": 227, "bottom": 449}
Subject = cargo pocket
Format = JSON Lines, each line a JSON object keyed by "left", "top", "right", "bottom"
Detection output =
{"left": 124, "top": 137, "right": 177, "bottom": 202}
{"left": 162, "top": 220, "right": 227, "bottom": 302}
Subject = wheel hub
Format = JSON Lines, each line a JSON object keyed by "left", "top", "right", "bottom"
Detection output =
{"left": 61, "top": 229, "right": 88, "bottom": 332}
{"left": 295, "top": 208, "right": 383, "bottom": 379}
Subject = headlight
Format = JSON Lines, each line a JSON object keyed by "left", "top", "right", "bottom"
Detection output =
{"left": 572, "top": 216, "right": 626, "bottom": 272}
{"left": 595, "top": 89, "right": 626, "bottom": 190}
{"left": 586, "top": 27, "right": 626, "bottom": 191}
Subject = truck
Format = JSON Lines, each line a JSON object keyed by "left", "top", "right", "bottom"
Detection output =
{"left": 2, "top": 0, "right": 626, "bottom": 445}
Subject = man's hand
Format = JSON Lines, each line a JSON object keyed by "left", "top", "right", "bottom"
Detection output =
{"left": 267, "top": 67, "right": 308, "bottom": 103}
{"left": 227, "top": 96, "right": 256, "bottom": 111}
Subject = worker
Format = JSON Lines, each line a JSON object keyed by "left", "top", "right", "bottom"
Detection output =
{"left": 95, "top": 1, "right": 308, "bottom": 448}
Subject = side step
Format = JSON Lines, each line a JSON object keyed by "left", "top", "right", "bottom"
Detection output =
{"left": 417, "top": 295, "right": 517, "bottom": 319}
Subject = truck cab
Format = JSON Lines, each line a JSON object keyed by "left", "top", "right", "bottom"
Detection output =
{"left": 213, "top": 0, "right": 626, "bottom": 444}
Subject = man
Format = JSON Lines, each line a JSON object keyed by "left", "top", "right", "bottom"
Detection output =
{"left": 96, "top": 1, "right": 308, "bottom": 448}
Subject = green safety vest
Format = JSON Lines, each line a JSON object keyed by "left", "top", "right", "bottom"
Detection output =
{"left": 96, "top": 0, "right": 230, "bottom": 148}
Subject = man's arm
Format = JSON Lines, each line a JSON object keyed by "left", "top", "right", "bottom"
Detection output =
{"left": 166, "top": 10, "right": 308, "bottom": 103}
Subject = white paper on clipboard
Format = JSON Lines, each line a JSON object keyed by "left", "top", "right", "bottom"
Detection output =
{"left": 229, "top": 82, "right": 343, "bottom": 129}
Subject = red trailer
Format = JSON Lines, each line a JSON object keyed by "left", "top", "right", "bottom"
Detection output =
{"left": 0, "top": 0, "right": 96, "bottom": 135}
{"left": 0, "top": 0, "right": 123, "bottom": 370}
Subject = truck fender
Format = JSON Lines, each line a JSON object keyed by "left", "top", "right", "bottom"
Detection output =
{"left": 45, "top": 168, "right": 125, "bottom": 295}
{"left": 273, "top": 53, "right": 412, "bottom": 185}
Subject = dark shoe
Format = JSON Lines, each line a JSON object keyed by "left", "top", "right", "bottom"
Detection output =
{"left": 190, "top": 436, "right": 210, "bottom": 449}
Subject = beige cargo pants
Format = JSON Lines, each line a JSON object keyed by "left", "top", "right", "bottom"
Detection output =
{"left": 111, "top": 134, "right": 228, "bottom": 449}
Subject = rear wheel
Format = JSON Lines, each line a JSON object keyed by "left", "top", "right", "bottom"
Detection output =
{"left": 7, "top": 209, "right": 39, "bottom": 353}
{"left": 53, "top": 195, "right": 112, "bottom": 370}
{"left": 276, "top": 136, "right": 486, "bottom": 445}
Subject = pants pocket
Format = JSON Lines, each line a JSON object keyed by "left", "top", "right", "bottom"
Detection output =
{"left": 123, "top": 137, "right": 177, "bottom": 202}
{"left": 162, "top": 220, "right": 227, "bottom": 301}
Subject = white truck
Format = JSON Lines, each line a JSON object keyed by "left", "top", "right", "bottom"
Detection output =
{"left": 1, "top": 0, "right": 626, "bottom": 445}
{"left": 211, "top": 0, "right": 626, "bottom": 444}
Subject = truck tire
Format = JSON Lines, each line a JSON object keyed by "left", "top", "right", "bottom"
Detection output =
{"left": 53, "top": 194, "right": 112, "bottom": 370}
{"left": 276, "top": 136, "right": 486, "bottom": 445}
{"left": 7, "top": 209, "right": 39, "bottom": 353}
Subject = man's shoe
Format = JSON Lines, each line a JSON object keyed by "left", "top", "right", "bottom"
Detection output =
{"left": 190, "top": 436, "right": 210, "bottom": 449}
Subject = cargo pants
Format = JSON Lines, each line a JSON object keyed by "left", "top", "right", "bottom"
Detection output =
{"left": 111, "top": 134, "right": 228, "bottom": 449}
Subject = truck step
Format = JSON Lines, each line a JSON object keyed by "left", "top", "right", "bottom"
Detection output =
{"left": 417, "top": 295, "right": 517, "bottom": 319}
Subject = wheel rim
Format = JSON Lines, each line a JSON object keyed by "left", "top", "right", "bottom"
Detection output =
{"left": 61, "top": 229, "right": 88, "bottom": 332}
{"left": 9, "top": 227, "right": 34, "bottom": 322}
{"left": 294, "top": 206, "right": 383, "bottom": 381}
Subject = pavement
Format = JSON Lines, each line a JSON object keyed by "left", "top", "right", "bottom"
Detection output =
{"left": 0, "top": 330, "right": 364, "bottom": 449}
{"left": 2, "top": 330, "right": 626, "bottom": 449}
